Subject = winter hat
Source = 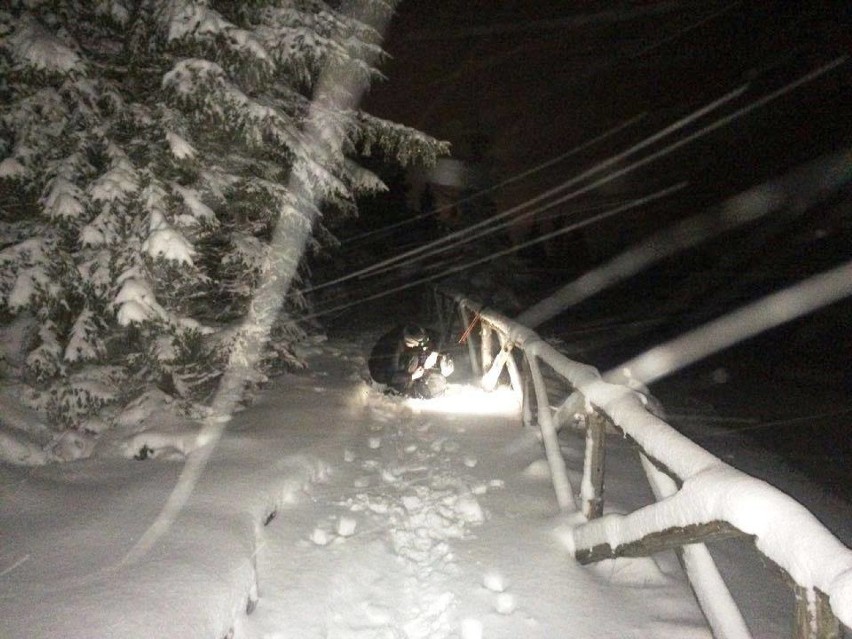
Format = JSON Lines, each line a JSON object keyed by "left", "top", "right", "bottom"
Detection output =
{"left": 403, "top": 325, "right": 428, "bottom": 348}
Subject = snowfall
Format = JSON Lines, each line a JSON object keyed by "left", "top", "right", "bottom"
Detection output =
{"left": 1, "top": 326, "right": 851, "bottom": 639}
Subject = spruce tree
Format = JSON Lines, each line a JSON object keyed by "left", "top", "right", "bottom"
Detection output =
{"left": 0, "top": 1, "right": 446, "bottom": 432}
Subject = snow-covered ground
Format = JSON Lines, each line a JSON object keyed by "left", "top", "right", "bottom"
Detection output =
{"left": 0, "top": 332, "right": 847, "bottom": 637}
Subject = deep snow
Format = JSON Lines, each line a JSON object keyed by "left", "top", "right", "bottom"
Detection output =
{"left": 0, "top": 332, "right": 848, "bottom": 638}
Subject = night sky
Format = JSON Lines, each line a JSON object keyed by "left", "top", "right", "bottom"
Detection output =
{"left": 365, "top": 1, "right": 850, "bottom": 226}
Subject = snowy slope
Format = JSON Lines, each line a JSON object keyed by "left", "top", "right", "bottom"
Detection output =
{"left": 238, "top": 349, "right": 707, "bottom": 638}
{"left": 0, "top": 335, "right": 697, "bottom": 638}
{"left": 0, "top": 334, "right": 842, "bottom": 638}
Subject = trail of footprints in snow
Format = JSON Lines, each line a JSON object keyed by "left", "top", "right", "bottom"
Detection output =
{"left": 306, "top": 409, "right": 512, "bottom": 638}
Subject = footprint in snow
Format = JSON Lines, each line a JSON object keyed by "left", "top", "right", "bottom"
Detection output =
{"left": 380, "top": 468, "right": 399, "bottom": 483}
{"left": 481, "top": 571, "right": 518, "bottom": 614}
{"left": 472, "top": 483, "right": 488, "bottom": 495}
{"left": 361, "top": 601, "right": 392, "bottom": 625}
{"left": 310, "top": 527, "right": 331, "bottom": 546}
{"left": 495, "top": 592, "right": 517, "bottom": 614}
{"left": 309, "top": 517, "right": 357, "bottom": 546}
{"left": 430, "top": 437, "right": 446, "bottom": 452}
{"left": 482, "top": 570, "right": 507, "bottom": 593}
{"left": 335, "top": 516, "right": 357, "bottom": 537}
{"left": 523, "top": 459, "right": 552, "bottom": 479}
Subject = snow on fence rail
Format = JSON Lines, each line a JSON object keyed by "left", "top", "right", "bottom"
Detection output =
{"left": 430, "top": 287, "right": 852, "bottom": 639}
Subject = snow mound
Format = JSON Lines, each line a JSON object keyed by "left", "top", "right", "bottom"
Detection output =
{"left": 7, "top": 16, "right": 85, "bottom": 74}
{"left": 0, "top": 428, "right": 48, "bottom": 466}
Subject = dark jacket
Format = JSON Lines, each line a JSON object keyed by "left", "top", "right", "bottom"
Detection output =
{"left": 368, "top": 325, "right": 429, "bottom": 391}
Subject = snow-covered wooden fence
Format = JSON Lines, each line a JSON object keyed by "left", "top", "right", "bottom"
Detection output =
{"left": 429, "top": 288, "right": 852, "bottom": 639}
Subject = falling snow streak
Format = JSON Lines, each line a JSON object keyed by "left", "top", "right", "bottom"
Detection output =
{"left": 306, "top": 84, "right": 749, "bottom": 294}
{"left": 303, "top": 184, "right": 687, "bottom": 321}
{"left": 611, "top": 259, "right": 852, "bottom": 387}
{"left": 308, "top": 56, "right": 847, "bottom": 299}
{"left": 517, "top": 149, "right": 852, "bottom": 327}
{"left": 121, "top": 5, "right": 395, "bottom": 566}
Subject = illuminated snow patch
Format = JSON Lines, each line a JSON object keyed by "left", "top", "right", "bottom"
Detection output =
{"left": 407, "top": 384, "right": 521, "bottom": 416}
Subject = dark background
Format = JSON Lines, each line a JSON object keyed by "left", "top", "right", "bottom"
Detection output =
{"left": 365, "top": 1, "right": 849, "bottom": 224}
{"left": 347, "top": 2, "right": 852, "bottom": 500}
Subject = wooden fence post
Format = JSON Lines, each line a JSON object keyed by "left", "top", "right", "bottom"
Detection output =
{"left": 521, "top": 357, "right": 535, "bottom": 428}
{"left": 793, "top": 585, "right": 841, "bottom": 639}
{"left": 481, "top": 332, "right": 518, "bottom": 393}
{"left": 498, "top": 334, "right": 524, "bottom": 398}
{"left": 581, "top": 411, "right": 606, "bottom": 520}
{"left": 459, "top": 305, "right": 481, "bottom": 377}
{"left": 639, "top": 455, "right": 752, "bottom": 639}
{"left": 526, "top": 354, "right": 575, "bottom": 512}
{"left": 480, "top": 322, "right": 493, "bottom": 375}
{"left": 435, "top": 288, "right": 851, "bottom": 639}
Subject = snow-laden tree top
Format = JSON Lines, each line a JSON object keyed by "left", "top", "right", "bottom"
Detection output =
{"left": 0, "top": 0, "right": 447, "bottom": 430}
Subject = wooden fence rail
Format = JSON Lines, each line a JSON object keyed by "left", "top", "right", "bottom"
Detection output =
{"left": 430, "top": 287, "right": 851, "bottom": 639}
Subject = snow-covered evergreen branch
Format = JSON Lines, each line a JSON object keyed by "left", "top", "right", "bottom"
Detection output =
{"left": 0, "top": 0, "right": 445, "bottom": 434}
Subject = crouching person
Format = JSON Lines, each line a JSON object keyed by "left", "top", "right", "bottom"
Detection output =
{"left": 368, "top": 324, "right": 454, "bottom": 398}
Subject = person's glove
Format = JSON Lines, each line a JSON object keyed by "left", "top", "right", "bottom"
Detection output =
{"left": 440, "top": 355, "right": 454, "bottom": 377}
{"left": 407, "top": 355, "right": 425, "bottom": 380}
{"left": 423, "top": 351, "right": 439, "bottom": 369}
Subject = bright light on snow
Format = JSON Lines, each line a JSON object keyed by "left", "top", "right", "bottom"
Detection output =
{"left": 407, "top": 384, "right": 521, "bottom": 416}
{"left": 2, "top": 336, "right": 850, "bottom": 638}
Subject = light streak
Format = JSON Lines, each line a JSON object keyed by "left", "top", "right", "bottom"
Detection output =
{"left": 610, "top": 260, "right": 852, "bottom": 387}
{"left": 311, "top": 56, "right": 846, "bottom": 299}
{"left": 121, "top": 5, "right": 393, "bottom": 566}
{"left": 517, "top": 147, "right": 851, "bottom": 327}
{"left": 305, "top": 83, "right": 748, "bottom": 293}
{"left": 0, "top": 554, "right": 30, "bottom": 578}
{"left": 304, "top": 183, "right": 686, "bottom": 320}
{"left": 370, "top": 55, "right": 847, "bottom": 281}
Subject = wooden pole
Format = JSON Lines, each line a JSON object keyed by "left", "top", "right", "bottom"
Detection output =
{"left": 459, "top": 306, "right": 481, "bottom": 377}
{"left": 498, "top": 334, "right": 524, "bottom": 399}
{"left": 521, "top": 357, "right": 535, "bottom": 428}
{"left": 581, "top": 411, "right": 606, "bottom": 520}
{"left": 527, "top": 354, "right": 575, "bottom": 511}
{"left": 480, "top": 322, "right": 494, "bottom": 375}
{"left": 575, "top": 520, "right": 749, "bottom": 564}
{"left": 482, "top": 347, "right": 508, "bottom": 391}
{"left": 793, "top": 586, "right": 841, "bottom": 639}
{"left": 639, "top": 455, "right": 752, "bottom": 639}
